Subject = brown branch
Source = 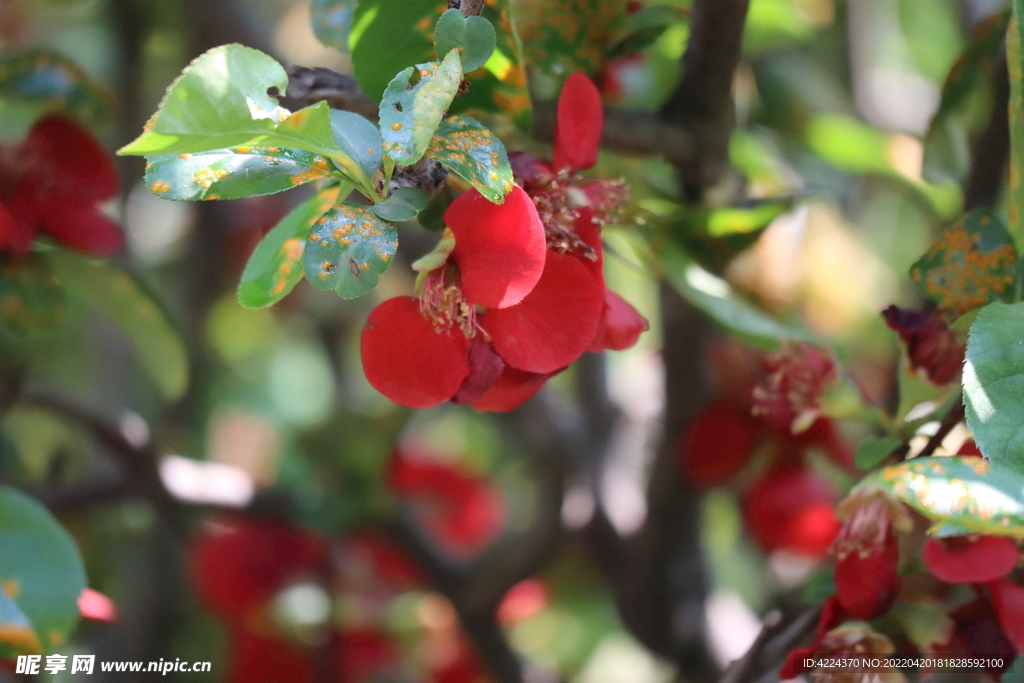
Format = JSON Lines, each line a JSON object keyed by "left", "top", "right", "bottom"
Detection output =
{"left": 914, "top": 393, "right": 966, "bottom": 459}
{"left": 451, "top": 0, "right": 487, "bottom": 17}
{"left": 717, "top": 607, "right": 819, "bottom": 683}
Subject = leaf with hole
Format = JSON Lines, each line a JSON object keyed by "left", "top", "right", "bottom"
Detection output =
{"left": 433, "top": 9, "right": 497, "bottom": 72}
{"left": 0, "top": 485, "right": 86, "bottom": 653}
{"left": 963, "top": 301, "right": 1024, "bottom": 474}
{"left": 372, "top": 187, "right": 428, "bottom": 222}
{"left": 910, "top": 209, "right": 1017, "bottom": 317}
{"left": 145, "top": 147, "right": 332, "bottom": 201}
{"left": 304, "top": 203, "right": 398, "bottom": 299}
{"left": 859, "top": 456, "right": 1024, "bottom": 535}
{"left": 425, "top": 115, "right": 513, "bottom": 203}
{"left": 379, "top": 50, "right": 464, "bottom": 166}
{"left": 238, "top": 184, "right": 346, "bottom": 309}
{"left": 311, "top": 0, "right": 357, "bottom": 53}
{"left": 48, "top": 253, "right": 189, "bottom": 400}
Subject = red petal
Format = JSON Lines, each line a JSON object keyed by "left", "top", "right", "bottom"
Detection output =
{"left": 470, "top": 366, "right": 555, "bottom": 412}
{"left": 227, "top": 631, "right": 312, "bottom": 683}
{"left": 553, "top": 73, "right": 603, "bottom": 173}
{"left": 447, "top": 186, "right": 546, "bottom": 309}
{"left": 988, "top": 579, "right": 1024, "bottom": 651}
{"left": 361, "top": 297, "right": 471, "bottom": 408}
{"left": 742, "top": 466, "right": 839, "bottom": 557}
{"left": 835, "top": 527, "right": 900, "bottom": 620}
{"left": 37, "top": 199, "right": 124, "bottom": 256}
{"left": 22, "top": 116, "right": 118, "bottom": 201}
{"left": 78, "top": 588, "right": 118, "bottom": 623}
{"left": 679, "top": 400, "right": 759, "bottom": 487}
{"left": 336, "top": 629, "right": 401, "bottom": 683}
{"left": 453, "top": 335, "right": 505, "bottom": 404}
{"left": 923, "top": 535, "right": 1019, "bottom": 584}
{"left": 483, "top": 250, "right": 604, "bottom": 373}
{"left": 780, "top": 646, "right": 814, "bottom": 679}
{"left": 588, "top": 288, "right": 648, "bottom": 352}
{"left": 0, "top": 201, "right": 26, "bottom": 253}
{"left": 1, "top": 192, "right": 39, "bottom": 254}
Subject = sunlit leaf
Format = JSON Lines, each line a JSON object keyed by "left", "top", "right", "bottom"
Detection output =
{"left": 238, "top": 184, "right": 345, "bottom": 309}
{"left": 303, "top": 203, "right": 397, "bottom": 299}
{"left": 48, "top": 253, "right": 189, "bottom": 399}
{"left": 311, "top": 0, "right": 357, "bottom": 53}
{"left": 0, "top": 485, "right": 85, "bottom": 652}
{"left": 963, "top": 301, "right": 1024, "bottom": 474}
{"left": 379, "top": 50, "right": 464, "bottom": 166}
{"left": 144, "top": 147, "right": 332, "bottom": 201}
{"left": 862, "top": 456, "right": 1024, "bottom": 535}
{"left": 425, "top": 115, "right": 514, "bottom": 203}
{"left": 351, "top": 0, "right": 438, "bottom": 101}
{"left": 0, "top": 256, "right": 64, "bottom": 334}
{"left": 371, "top": 187, "right": 428, "bottom": 222}
{"left": 433, "top": 9, "right": 497, "bottom": 72}
{"left": 910, "top": 209, "right": 1017, "bottom": 317}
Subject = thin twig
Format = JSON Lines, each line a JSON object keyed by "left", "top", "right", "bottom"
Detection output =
{"left": 913, "top": 393, "right": 966, "bottom": 459}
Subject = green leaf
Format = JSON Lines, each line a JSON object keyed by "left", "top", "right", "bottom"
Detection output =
{"left": 706, "top": 202, "right": 792, "bottom": 237}
{"left": 922, "top": 10, "right": 1008, "bottom": 184}
{"left": 351, "top": 0, "right": 439, "bottom": 101}
{"left": 1009, "top": 1, "right": 1024, "bottom": 251}
{"left": 311, "top": 0, "right": 357, "bottom": 53}
{"left": 118, "top": 44, "right": 291, "bottom": 157}
{"left": 511, "top": 0, "right": 628, "bottom": 77}
{"left": 0, "top": 256, "right": 65, "bottom": 334}
{"left": 606, "top": 5, "right": 680, "bottom": 59}
{"left": 863, "top": 456, "right": 1024, "bottom": 535}
{"left": 0, "top": 50, "right": 113, "bottom": 138}
{"left": 963, "top": 301, "right": 1024, "bottom": 474}
{"left": 380, "top": 50, "right": 464, "bottom": 167}
{"left": 910, "top": 209, "right": 1017, "bottom": 317}
{"left": 144, "top": 147, "right": 332, "bottom": 201}
{"left": 425, "top": 115, "right": 514, "bottom": 203}
{"left": 0, "top": 591, "right": 39, "bottom": 658}
{"left": 371, "top": 187, "right": 428, "bottom": 222}
{"left": 433, "top": 9, "right": 497, "bottom": 72}
{"left": 0, "top": 485, "right": 86, "bottom": 652}
{"left": 48, "top": 253, "right": 189, "bottom": 400}
{"left": 303, "top": 203, "right": 398, "bottom": 298}
{"left": 662, "top": 246, "right": 818, "bottom": 348}
{"left": 238, "top": 184, "right": 346, "bottom": 309}
{"left": 329, "top": 109, "right": 383, "bottom": 180}
{"left": 854, "top": 436, "right": 902, "bottom": 471}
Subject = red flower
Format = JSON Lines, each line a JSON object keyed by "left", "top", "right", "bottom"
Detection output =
{"left": 742, "top": 465, "right": 840, "bottom": 557}
{"left": 0, "top": 116, "right": 122, "bottom": 256}
{"left": 882, "top": 305, "right": 966, "bottom": 385}
{"left": 187, "top": 518, "right": 327, "bottom": 622}
{"left": 335, "top": 629, "right": 402, "bottom": 683}
{"left": 752, "top": 342, "right": 838, "bottom": 434}
{"left": 922, "top": 535, "right": 1019, "bottom": 584}
{"left": 832, "top": 490, "right": 910, "bottom": 620}
{"left": 386, "top": 452, "right": 505, "bottom": 555}
{"left": 987, "top": 579, "right": 1024, "bottom": 652}
{"left": 553, "top": 72, "right": 603, "bottom": 174}
{"left": 226, "top": 631, "right": 312, "bottom": 683}
{"left": 679, "top": 400, "right": 760, "bottom": 487}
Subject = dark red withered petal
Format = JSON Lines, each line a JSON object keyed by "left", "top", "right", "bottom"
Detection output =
{"left": 923, "top": 535, "right": 1019, "bottom": 584}
{"left": 742, "top": 465, "right": 839, "bottom": 557}
{"left": 482, "top": 250, "right": 604, "bottom": 373}
{"left": 679, "top": 400, "right": 760, "bottom": 487}
{"left": 453, "top": 335, "right": 505, "bottom": 405}
{"left": 553, "top": 73, "right": 603, "bottom": 173}
{"left": 188, "top": 518, "right": 327, "bottom": 622}
{"left": 508, "top": 151, "right": 554, "bottom": 189}
{"left": 361, "top": 297, "right": 471, "bottom": 409}
{"left": 37, "top": 199, "right": 124, "bottom": 256}
{"left": 446, "top": 186, "right": 546, "bottom": 309}
{"left": 470, "top": 366, "right": 556, "bottom": 412}
{"left": 336, "top": 629, "right": 401, "bottom": 683}
{"left": 227, "top": 631, "right": 312, "bottom": 683}
{"left": 835, "top": 526, "right": 900, "bottom": 620}
{"left": 950, "top": 597, "right": 1016, "bottom": 674}
{"left": 22, "top": 115, "right": 118, "bottom": 202}
{"left": 988, "top": 579, "right": 1024, "bottom": 652}
{"left": 588, "top": 288, "right": 648, "bottom": 352}
{"left": 882, "top": 305, "right": 965, "bottom": 385}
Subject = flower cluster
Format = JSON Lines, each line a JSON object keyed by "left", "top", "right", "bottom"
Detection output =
{"left": 0, "top": 116, "right": 122, "bottom": 256}
{"left": 361, "top": 73, "right": 647, "bottom": 410}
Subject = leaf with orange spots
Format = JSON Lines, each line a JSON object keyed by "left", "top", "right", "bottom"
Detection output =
{"left": 303, "top": 203, "right": 398, "bottom": 299}
{"left": 0, "top": 486, "right": 86, "bottom": 653}
{"left": 238, "top": 184, "right": 346, "bottom": 309}
{"left": 963, "top": 301, "right": 1024, "bottom": 475}
{"left": 311, "top": 0, "right": 357, "bottom": 53}
{"left": 509, "top": 0, "right": 628, "bottom": 78}
{"left": 858, "top": 457, "right": 1024, "bottom": 536}
{"left": 144, "top": 147, "right": 332, "bottom": 201}
{"left": 0, "top": 255, "right": 65, "bottom": 335}
{"left": 425, "top": 115, "right": 514, "bottom": 203}
{"left": 921, "top": 10, "right": 1008, "bottom": 184}
{"left": 0, "top": 591, "right": 40, "bottom": 659}
{"left": 379, "top": 50, "right": 464, "bottom": 167}
{"left": 909, "top": 209, "right": 1017, "bottom": 318}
